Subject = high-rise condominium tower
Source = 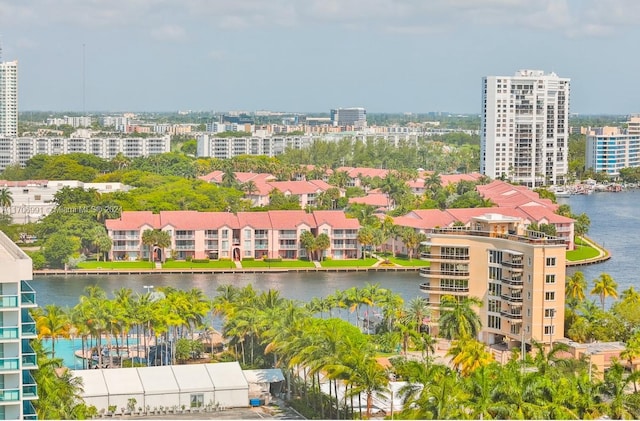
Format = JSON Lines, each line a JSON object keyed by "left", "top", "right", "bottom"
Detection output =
{"left": 481, "top": 70, "right": 570, "bottom": 187}
{"left": 0, "top": 60, "right": 18, "bottom": 137}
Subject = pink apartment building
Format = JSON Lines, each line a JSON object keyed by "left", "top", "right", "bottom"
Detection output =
{"left": 106, "top": 210, "right": 360, "bottom": 262}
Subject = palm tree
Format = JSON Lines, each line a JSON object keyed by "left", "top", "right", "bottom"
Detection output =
{"left": 620, "top": 332, "right": 640, "bottom": 392}
{"left": 35, "top": 304, "right": 71, "bottom": 359}
{"left": 405, "top": 297, "right": 430, "bottom": 334}
{"left": 591, "top": 273, "right": 618, "bottom": 309}
{"left": 438, "top": 295, "right": 483, "bottom": 340}
{"left": 566, "top": 271, "right": 587, "bottom": 301}
{"left": 0, "top": 187, "right": 13, "bottom": 214}
{"left": 447, "top": 336, "right": 494, "bottom": 376}
{"left": 141, "top": 229, "right": 172, "bottom": 262}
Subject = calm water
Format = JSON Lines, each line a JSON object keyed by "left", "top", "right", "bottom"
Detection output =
{"left": 560, "top": 189, "right": 640, "bottom": 296}
{"left": 31, "top": 190, "right": 640, "bottom": 306}
{"left": 31, "top": 271, "right": 423, "bottom": 309}
{"left": 33, "top": 190, "right": 639, "bottom": 365}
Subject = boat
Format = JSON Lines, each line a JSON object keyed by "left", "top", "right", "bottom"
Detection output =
{"left": 554, "top": 189, "right": 572, "bottom": 198}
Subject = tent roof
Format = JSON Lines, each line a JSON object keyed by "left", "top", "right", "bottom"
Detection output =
{"left": 102, "top": 367, "right": 144, "bottom": 395}
{"left": 171, "top": 364, "right": 214, "bottom": 392}
{"left": 243, "top": 369, "right": 285, "bottom": 384}
{"left": 206, "top": 362, "right": 248, "bottom": 390}
{"left": 71, "top": 369, "right": 108, "bottom": 398}
{"left": 136, "top": 366, "right": 180, "bottom": 394}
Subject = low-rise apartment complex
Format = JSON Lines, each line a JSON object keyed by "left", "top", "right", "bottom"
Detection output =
{"left": 0, "top": 136, "right": 170, "bottom": 171}
{"left": 106, "top": 210, "right": 360, "bottom": 261}
{"left": 419, "top": 214, "right": 566, "bottom": 349}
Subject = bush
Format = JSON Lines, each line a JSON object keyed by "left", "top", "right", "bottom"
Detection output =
{"left": 241, "top": 257, "right": 254, "bottom": 261}
{"left": 264, "top": 258, "right": 282, "bottom": 263}
{"left": 186, "top": 255, "right": 192, "bottom": 262}
{"left": 191, "top": 258, "right": 210, "bottom": 264}
{"left": 26, "top": 251, "right": 46, "bottom": 270}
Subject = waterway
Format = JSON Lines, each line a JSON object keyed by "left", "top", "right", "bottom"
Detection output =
{"left": 560, "top": 189, "right": 640, "bottom": 296}
{"left": 31, "top": 189, "right": 640, "bottom": 308}
{"left": 32, "top": 189, "right": 640, "bottom": 366}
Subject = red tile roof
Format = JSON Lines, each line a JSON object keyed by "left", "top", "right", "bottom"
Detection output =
{"left": 313, "top": 210, "right": 360, "bottom": 229}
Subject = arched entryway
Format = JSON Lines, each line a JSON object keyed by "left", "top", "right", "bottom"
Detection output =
{"left": 232, "top": 248, "right": 241, "bottom": 261}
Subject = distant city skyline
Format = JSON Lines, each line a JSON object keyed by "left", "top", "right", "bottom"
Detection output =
{"left": 2, "top": 1, "right": 640, "bottom": 114}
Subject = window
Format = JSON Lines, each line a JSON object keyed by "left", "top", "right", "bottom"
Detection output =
{"left": 545, "top": 291, "right": 555, "bottom": 301}
{"left": 545, "top": 274, "right": 556, "bottom": 284}
{"left": 528, "top": 257, "right": 532, "bottom": 266}
{"left": 546, "top": 257, "right": 556, "bottom": 266}
{"left": 190, "top": 394, "right": 204, "bottom": 408}
{"left": 544, "top": 325, "right": 555, "bottom": 335}
{"left": 488, "top": 315, "right": 501, "bottom": 329}
{"left": 545, "top": 308, "right": 556, "bottom": 318}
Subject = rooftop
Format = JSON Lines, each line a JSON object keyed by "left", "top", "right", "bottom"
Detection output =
{"left": 426, "top": 227, "right": 567, "bottom": 246}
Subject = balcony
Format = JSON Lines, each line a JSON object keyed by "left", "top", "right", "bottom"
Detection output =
{"left": 501, "top": 261, "right": 523, "bottom": 271}
{"left": 174, "top": 245, "right": 195, "bottom": 251}
{"left": 22, "top": 311, "right": 37, "bottom": 338}
{"left": 279, "top": 233, "right": 297, "bottom": 239}
{"left": 175, "top": 235, "right": 194, "bottom": 240}
{"left": 0, "top": 357, "right": 19, "bottom": 371}
{"left": 22, "top": 371, "right": 37, "bottom": 400}
{"left": 419, "top": 267, "right": 469, "bottom": 279}
{"left": 420, "top": 252, "right": 469, "bottom": 262}
{"left": 0, "top": 388, "right": 20, "bottom": 402}
{"left": 0, "top": 327, "right": 19, "bottom": 340}
{"left": 23, "top": 401, "right": 37, "bottom": 420}
{"left": 0, "top": 295, "right": 18, "bottom": 308}
{"left": 500, "top": 310, "right": 523, "bottom": 320}
{"left": 20, "top": 281, "right": 36, "bottom": 308}
{"left": 500, "top": 293, "right": 523, "bottom": 304}
{"left": 500, "top": 276, "right": 523, "bottom": 287}
{"left": 419, "top": 283, "right": 469, "bottom": 294}
{"left": 279, "top": 244, "right": 299, "bottom": 250}
{"left": 429, "top": 227, "right": 567, "bottom": 246}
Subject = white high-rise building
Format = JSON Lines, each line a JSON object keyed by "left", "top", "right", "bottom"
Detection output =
{"left": 481, "top": 70, "right": 570, "bottom": 187}
{"left": 0, "top": 231, "right": 38, "bottom": 419}
{"left": 0, "top": 60, "right": 18, "bottom": 137}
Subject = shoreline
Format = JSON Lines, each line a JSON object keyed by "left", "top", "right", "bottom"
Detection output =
{"left": 33, "top": 236, "right": 612, "bottom": 276}
{"left": 34, "top": 266, "right": 421, "bottom": 276}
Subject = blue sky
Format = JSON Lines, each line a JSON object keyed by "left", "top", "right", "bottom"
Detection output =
{"left": 1, "top": 0, "right": 639, "bottom": 114}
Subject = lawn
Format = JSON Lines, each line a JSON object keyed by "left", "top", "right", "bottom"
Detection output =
{"left": 240, "top": 259, "right": 316, "bottom": 268}
{"left": 162, "top": 260, "right": 237, "bottom": 269}
{"left": 320, "top": 258, "right": 378, "bottom": 268}
{"left": 386, "top": 256, "right": 430, "bottom": 267}
{"left": 566, "top": 244, "right": 600, "bottom": 261}
{"left": 77, "top": 261, "right": 155, "bottom": 269}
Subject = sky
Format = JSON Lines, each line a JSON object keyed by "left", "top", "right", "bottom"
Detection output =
{"left": 1, "top": 0, "right": 639, "bottom": 114}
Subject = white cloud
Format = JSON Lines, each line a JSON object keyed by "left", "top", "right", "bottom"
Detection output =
{"left": 2, "top": 0, "right": 640, "bottom": 39}
{"left": 150, "top": 24, "right": 187, "bottom": 42}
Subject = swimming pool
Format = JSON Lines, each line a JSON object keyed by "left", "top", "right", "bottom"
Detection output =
{"left": 42, "top": 337, "right": 141, "bottom": 369}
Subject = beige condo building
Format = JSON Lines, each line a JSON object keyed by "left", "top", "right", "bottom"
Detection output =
{"left": 419, "top": 214, "right": 566, "bottom": 350}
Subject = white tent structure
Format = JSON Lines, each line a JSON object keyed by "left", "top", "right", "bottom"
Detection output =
{"left": 102, "top": 367, "right": 145, "bottom": 411}
{"left": 72, "top": 361, "right": 250, "bottom": 414}
{"left": 206, "top": 362, "right": 249, "bottom": 408}
{"left": 136, "top": 366, "right": 180, "bottom": 409}
{"left": 73, "top": 369, "right": 109, "bottom": 410}
{"left": 171, "top": 364, "right": 216, "bottom": 409}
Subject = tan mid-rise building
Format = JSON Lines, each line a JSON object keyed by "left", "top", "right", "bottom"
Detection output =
{"left": 419, "top": 213, "right": 566, "bottom": 350}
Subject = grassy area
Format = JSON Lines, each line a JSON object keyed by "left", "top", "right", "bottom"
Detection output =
{"left": 240, "top": 259, "right": 316, "bottom": 268}
{"left": 386, "top": 256, "right": 430, "bottom": 267}
{"left": 320, "top": 258, "right": 378, "bottom": 268}
{"left": 162, "top": 260, "right": 237, "bottom": 269}
{"left": 566, "top": 244, "right": 600, "bottom": 261}
{"left": 77, "top": 261, "right": 156, "bottom": 269}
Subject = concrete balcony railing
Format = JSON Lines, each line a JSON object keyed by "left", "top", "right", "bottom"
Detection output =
{"left": 419, "top": 283, "right": 469, "bottom": 294}
{"left": 419, "top": 267, "right": 469, "bottom": 278}
{"left": 420, "top": 252, "right": 469, "bottom": 262}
